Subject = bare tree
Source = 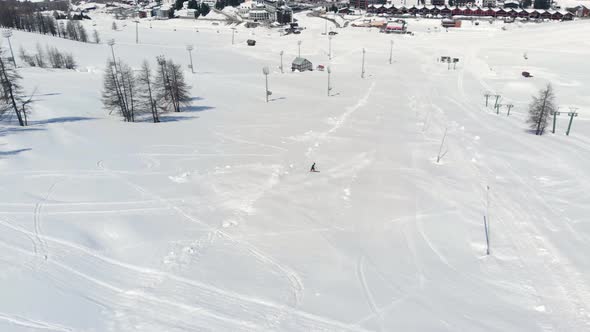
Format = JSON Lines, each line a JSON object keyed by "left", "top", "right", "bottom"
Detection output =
{"left": 92, "top": 29, "right": 101, "bottom": 44}
{"left": 20, "top": 88, "right": 37, "bottom": 126}
{"left": 46, "top": 46, "right": 64, "bottom": 68}
{"left": 19, "top": 46, "right": 36, "bottom": 67}
{"left": 101, "top": 60, "right": 137, "bottom": 122}
{"left": 63, "top": 53, "right": 76, "bottom": 69}
{"left": 0, "top": 48, "right": 25, "bottom": 126}
{"left": 34, "top": 43, "right": 46, "bottom": 68}
{"left": 137, "top": 60, "right": 159, "bottom": 123}
{"left": 167, "top": 60, "right": 190, "bottom": 112}
{"left": 66, "top": 20, "right": 78, "bottom": 40}
{"left": 119, "top": 62, "right": 137, "bottom": 122}
{"left": 527, "top": 84, "right": 556, "bottom": 135}
{"left": 155, "top": 56, "right": 191, "bottom": 113}
{"left": 78, "top": 24, "right": 88, "bottom": 43}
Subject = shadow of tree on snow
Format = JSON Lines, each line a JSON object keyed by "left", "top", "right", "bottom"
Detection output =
{"left": 0, "top": 148, "right": 32, "bottom": 158}
{"left": 29, "top": 117, "right": 96, "bottom": 125}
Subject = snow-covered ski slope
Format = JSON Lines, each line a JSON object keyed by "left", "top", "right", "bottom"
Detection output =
{"left": 1, "top": 13, "right": 590, "bottom": 331}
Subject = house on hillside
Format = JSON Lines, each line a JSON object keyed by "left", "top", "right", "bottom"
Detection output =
{"left": 567, "top": 5, "right": 589, "bottom": 17}
{"left": 292, "top": 57, "right": 313, "bottom": 71}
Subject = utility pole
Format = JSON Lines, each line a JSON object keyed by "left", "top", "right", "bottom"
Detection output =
{"left": 493, "top": 94, "right": 501, "bottom": 108}
{"left": 550, "top": 108, "right": 561, "bottom": 134}
{"left": 566, "top": 107, "right": 579, "bottom": 136}
{"left": 134, "top": 20, "right": 139, "bottom": 44}
{"left": 327, "top": 65, "right": 332, "bottom": 97}
{"left": 485, "top": 185, "right": 490, "bottom": 255}
{"left": 505, "top": 104, "right": 514, "bottom": 116}
{"left": 279, "top": 50, "right": 284, "bottom": 73}
{"left": 484, "top": 92, "right": 491, "bottom": 107}
{"left": 3, "top": 30, "right": 17, "bottom": 67}
{"left": 328, "top": 35, "right": 333, "bottom": 60}
{"left": 495, "top": 103, "right": 502, "bottom": 115}
{"left": 297, "top": 40, "right": 302, "bottom": 58}
{"left": 263, "top": 66, "right": 270, "bottom": 103}
{"left": 389, "top": 40, "right": 393, "bottom": 64}
{"left": 186, "top": 45, "right": 194, "bottom": 74}
{"left": 361, "top": 48, "right": 366, "bottom": 79}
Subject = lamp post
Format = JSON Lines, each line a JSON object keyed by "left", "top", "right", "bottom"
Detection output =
{"left": 279, "top": 50, "right": 284, "bottom": 73}
{"left": 186, "top": 45, "right": 194, "bottom": 74}
{"left": 297, "top": 40, "right": 302, "bottom": 58}
{"left": 361, "top": 48, "right": 366, "bottom": 79}
{"left": 134, "top": 20, "right": 139, "bottom": 44}
{"left": 328, "top": 35, "right": 332, "bottom": 60}
{"left": 263, "top": 66, "right": 270, "bottom": 103}
{"left": 2, "top": 30, "right": 16, "bottom": 67}
{"left": 107, "top": 39, "right": 117, "bottom": 67}
{"left": 389, "top": 40, "right": 394, "bottom": 64}
{"left": 327, "top": 66, "right": 332, "bottom": 97}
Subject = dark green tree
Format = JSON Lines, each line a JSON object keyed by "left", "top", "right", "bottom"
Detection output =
{"left": 199, "top": 3, "right": 210, "bottom": 16}
{"left": 175, "top": 0, "right": 184, "bottom": 10}
{"left": 533, "top": 0, "right": 550, "bottom": 9}
{"left": 187, "top": 0, "right": 198, "bottom": 9}
{"left": 521, "top": 0, "right": 532, "bottom": 8}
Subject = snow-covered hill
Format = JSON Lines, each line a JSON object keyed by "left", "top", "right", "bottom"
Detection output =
{"left": 1, "top": 13, "right": 589, "bottom": 331}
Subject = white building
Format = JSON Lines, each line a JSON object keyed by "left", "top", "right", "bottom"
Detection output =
{"left": 200, "top": 0, "right": 217, "bottom": 8}
{"left": 249, "top": 8, "right": 272, "bottom": 21}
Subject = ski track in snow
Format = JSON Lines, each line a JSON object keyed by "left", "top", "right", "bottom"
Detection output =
{"left": 0, "top": 312, "right": 74, "bottom": 332}
{"left": 356, "top": 255, "right": 383, "bottom": 330}
{"left": 0, "top": 218, "right": 371, "bottom": 331}
{"left": 33, "top": 181, "right": 58, "bottom": 262}
{"left": 94, "top": 161, "right": 312, "bottom": 326}
{"left": 306, "top": 82, "right": 376, "bottom": 158}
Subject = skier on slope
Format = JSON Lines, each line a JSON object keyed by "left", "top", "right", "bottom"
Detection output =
{"left": 310, "top": 162, "right": 317, "bottom": 172}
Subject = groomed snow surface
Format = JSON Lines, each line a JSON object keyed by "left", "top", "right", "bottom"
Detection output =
{"left": 1, "top": 13, "right": 590, "bottom": 332}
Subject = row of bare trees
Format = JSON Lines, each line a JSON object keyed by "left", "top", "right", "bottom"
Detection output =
{"left": 19, "top": 44, "right": 76, "bottom": 69}
{"left": 1, "top": 9, "right": 99, "bottom": 44}
{"left": 102, "top": 56, "right": 190, "bottom": 123}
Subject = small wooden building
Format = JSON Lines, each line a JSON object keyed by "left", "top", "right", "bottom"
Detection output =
{"left": 292, "top": 57, "right": 313, "bottom": 72}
